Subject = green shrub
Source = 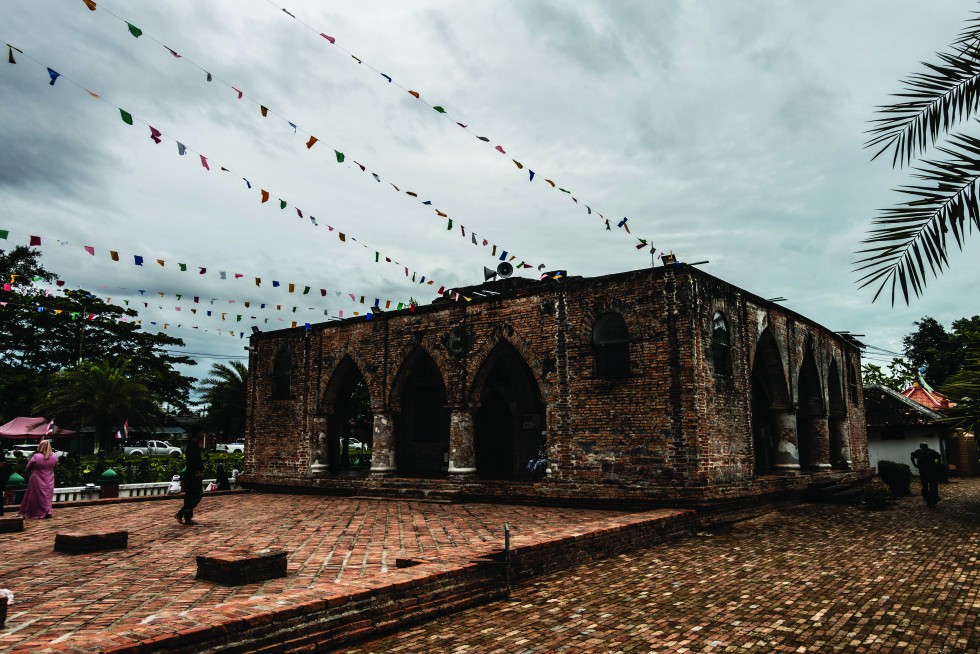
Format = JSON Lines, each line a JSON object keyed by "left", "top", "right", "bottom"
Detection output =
{"left": 40, "top": 450, "right": 246, "bottom": 487}
{"left": 877, "top": 460, "right": 913, "bottom": 496}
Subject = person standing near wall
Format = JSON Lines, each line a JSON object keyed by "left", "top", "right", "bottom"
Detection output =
{"left": 0, "top": 450, "right": 11, "bottom": 516}
{"left": 215, "top": 463, "right": 231, "bottom": 491}
{"left": 175, "top": 433, "right": 205, "bottom": 525}
{"left": 18, "top": 440, "right": 58, "bottom": 519}
{"left": 911, "top": 442, "right": 943, "bottom": 508}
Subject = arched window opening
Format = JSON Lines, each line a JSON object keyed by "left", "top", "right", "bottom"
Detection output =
{"left": 711, "top": 311, "right": 731, "bottom": 374}
{"left": 272, "top": 349, "right": 293, "bottom": 399}
{"left": 593, "top": 312, "right": 630, "bottom": 379}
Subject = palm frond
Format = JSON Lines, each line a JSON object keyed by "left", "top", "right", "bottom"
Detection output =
{"left": 954, "top": 12, "right": 980, "bottom": 48}
{"left": 865, "top": 43, "right": 980, "bottom": 167}
{"left": 855, "top": 132, "right": 980, "bottom": 304}
{"left": 196, "top": 361, "right": 248, "bottom": 437}
{"left": 937, "top": 342, "right": 980, "bottom": 433}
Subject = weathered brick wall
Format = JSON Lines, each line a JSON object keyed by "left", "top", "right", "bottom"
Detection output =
{"left": 245, "top": 265, "right": 870, "bottom": 494}
{"left": 684, "top": 275, "right": 753, "bottom": 484}
{"left": 245, "top": 331, "right": 312, "bottom": 478}
{"left": 554, "top": 270, "right": 687, "bottom": 485}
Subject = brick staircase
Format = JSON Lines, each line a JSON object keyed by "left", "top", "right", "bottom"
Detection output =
{"left": 806, "top": 473, "right": 873, "bottom": 505}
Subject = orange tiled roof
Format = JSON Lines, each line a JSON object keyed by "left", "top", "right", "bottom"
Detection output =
{"left": 901, "top": 382, "right": 951, "bottom": 410}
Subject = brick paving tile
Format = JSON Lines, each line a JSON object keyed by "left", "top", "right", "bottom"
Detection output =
{"left": 342, "top": 479, "right": 980, "bottom": 654}
{"left": 0, "top": 494, "right": 631, "bottom": 652}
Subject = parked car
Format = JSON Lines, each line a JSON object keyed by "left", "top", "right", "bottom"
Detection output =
{"left": 341, "top": 438, "right": 367, "bottom": 453}
{"left": 215, "top": 440, "right": 246, "bottom": 454}
{"left": 122, "top": 440, "right": 182, "bottom": 457}
{"left": 4, "top": 443, "right": 68, "bottom": 459}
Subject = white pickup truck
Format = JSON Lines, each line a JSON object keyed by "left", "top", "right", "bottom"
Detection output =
{"left": 215, "top": 440, "right": 246, "bottom": 454}
{"left": 122, "top": 440, "right": 182, "bottom": 457}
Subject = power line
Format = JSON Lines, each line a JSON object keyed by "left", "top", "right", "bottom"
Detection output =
{"left": 161, "top": 349, "right": 247, "bottom": 360}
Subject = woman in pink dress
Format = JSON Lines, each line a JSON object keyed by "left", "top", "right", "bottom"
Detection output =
{"left": 18, "top": 440, "right": 58, "bottom": 519}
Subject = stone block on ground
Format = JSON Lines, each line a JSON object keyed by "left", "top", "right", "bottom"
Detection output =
{"left": 0, "top": 516, "right": 24, "bottom": 533}
{"left": 197, "top": 548, "right": 287, "bottom": 586}
{"left": 54, "top": 530, "right": 128, "bottom": 554}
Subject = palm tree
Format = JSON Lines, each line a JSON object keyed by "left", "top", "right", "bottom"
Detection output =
{"left": 858, "top": 14, "right": 980, "bottom": 304}
{"left": 34, "top": 358, "right": 163, "bottom": 452}
{"left": 939, "top": 343, "right": 980, "bottom": 435}
{"left": 197, "top": 361, "right": 248, "bottom": 439}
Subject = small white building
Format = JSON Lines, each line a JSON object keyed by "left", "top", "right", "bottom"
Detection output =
{"left": 863, "top": 385, "right": 946, "bottom": 474}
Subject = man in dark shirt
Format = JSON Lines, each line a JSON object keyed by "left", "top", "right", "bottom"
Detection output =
{"left": 910, "top": 442, "right": 943, "bottom": 507}
{"left": 176, "top": 433, "right": 205, "bottom": 525}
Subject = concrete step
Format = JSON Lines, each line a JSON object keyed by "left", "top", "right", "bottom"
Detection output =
{"left": 807, "top": 480, "right": 869, "bottom": 505}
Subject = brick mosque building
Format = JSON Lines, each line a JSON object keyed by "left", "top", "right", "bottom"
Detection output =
{"left": 242, "top": 264, "right": 869, "bottom": 508}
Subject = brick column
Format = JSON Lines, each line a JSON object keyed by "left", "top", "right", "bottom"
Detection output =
{"left": 832, "top": 418, "right": 852, "bottom": 469}
{"left": 370, "top": 412, "right": 396, "bottom": 477}
{"left": 807, "top": 414, "right": 832, "bottom": 470}
{"left": 448, "top": 408, "right": 477, "bottom": 479}
{"left": 773, "top": 409, "right": 801, "bottom": 471}
{"left": 310, "top": 417, "right": 328, "bottom": 477}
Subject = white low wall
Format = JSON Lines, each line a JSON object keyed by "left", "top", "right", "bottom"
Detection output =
{"left": 50, "top": 479, "right": 239, "bottom": 503}
{"left": 52, "top": 486, "right": 101, "bottom": 502}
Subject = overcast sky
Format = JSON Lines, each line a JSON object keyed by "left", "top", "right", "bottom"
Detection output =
{"left": 2, "top": 0, "right": 978, "bottom": 387}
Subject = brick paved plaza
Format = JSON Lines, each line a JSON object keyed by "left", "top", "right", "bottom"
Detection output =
{"left": 0, "top": 493, "right": 634, "bottom": 651}
{"left": 344, "top": 479, "right": 980, "bottom": 654}
{"left": 1, "top": 479, "right": 979, "bottom": 653}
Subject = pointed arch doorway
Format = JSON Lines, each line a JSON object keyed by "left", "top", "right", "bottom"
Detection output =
{"left": 473, "top": 342, "right": 544, "bottom": 480}
{"left": 750, "top": 327, "right": 794, "bottom": 474}
{"left": 321, "top": 357, "right": 372, "bottom": 474}
{"left": 392, "top": 349, "right": 450, "bottom": 478}
{"left": 828, "top": 360, "right": 850, "bottom": 469}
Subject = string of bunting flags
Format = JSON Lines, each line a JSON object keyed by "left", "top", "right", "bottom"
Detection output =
{"left": 3, "top": 272, "right": 404, "bottom": 343}
{"left": 258, "top": 0, "right": 660, "bottom": 255}
{"left": 19, "top": 278, "right": 399, "bottom": 320}
{"left": 1, "top": 42, "right": 487, "bottom": 299}
{"left": 0, "top": 295, "right": 321, "bottom": 339}
{"left": 0, "top": 284, "right": 378, "bottom": 327}
{"left": 63, "top": 1, "right": 547, "bottom": 272}
{"left": 0, "top": 228, "right": 413, "bottom": 310}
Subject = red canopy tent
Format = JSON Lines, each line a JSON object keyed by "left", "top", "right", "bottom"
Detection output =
{"left": 0, "top": 417, "right": 76, "bottom": 440}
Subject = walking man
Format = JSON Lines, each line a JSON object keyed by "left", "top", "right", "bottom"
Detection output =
{"left": 910, "top": 442, "right": 943, "bottom": 507}
{"left": 176, "top": 433, "right": 205, "bottom": 525}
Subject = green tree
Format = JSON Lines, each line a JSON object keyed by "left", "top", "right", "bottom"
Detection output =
{"left": 197, "top": 361, "right": 248, "bottom": 438}
{"left": 862, "top": 359, "right": 916, "bottom": 392}
{"left": 858, "top": 13, "right": 980, "bottom": 303}
{"left": 34, "top": 358, "right": 163, "bottom": 452}
{"left": 0, "top": 246, "right": 195, "bottom": 418}
{"left": 902, "top": 315, "right": 980, "bottom": 388}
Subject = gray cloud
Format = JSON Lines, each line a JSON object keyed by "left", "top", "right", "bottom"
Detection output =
{"left": 1, "top": 0, "right": 977, "bottom": 380}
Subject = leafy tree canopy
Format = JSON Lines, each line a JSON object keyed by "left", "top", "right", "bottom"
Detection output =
{"left": 34, "top": 358, "right": 164, "bottom": 452}
{"left": 861, "top": 359, "right": 916, "bottom": 392}
{"left": 902, "top": 315, "right": 980, "bottom": 388}
{"left": 0, "top": 246, "right": 195, "bottom": 421}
